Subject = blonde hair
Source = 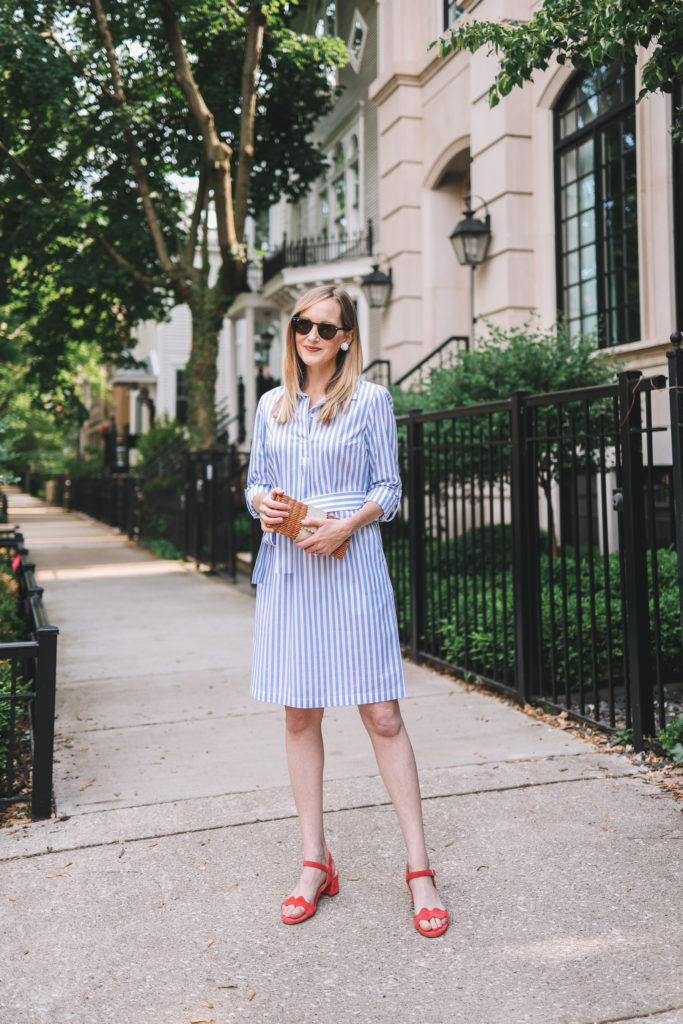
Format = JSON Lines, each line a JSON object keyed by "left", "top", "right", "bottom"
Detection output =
{"left": 273, "top": 284, "right": 363, "bottom": 426}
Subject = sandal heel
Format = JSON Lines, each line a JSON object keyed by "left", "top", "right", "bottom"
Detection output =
{"left": 325, "top": 872, "right": 340, "bottom": 897}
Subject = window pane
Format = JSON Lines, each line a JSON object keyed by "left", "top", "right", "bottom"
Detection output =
{"left": 568, "top": 284, "right": 581, "bottom": 318}
{"left": 581, "top": 279, "right": 598, "bottom": 315}
{"left": 560, "top": 105, "right": 577, "bottom": 138}
{"left": 567, "top": 249, "right": 580, "bottom": 283}
{"left": 579, "top": 210, "right": 595, "bottom": 246}
{"left": 580, "top": 245, "right": 597, "bottom": 281}
{"left": 578, "top": 139, "right": 593, "bottom": 176}
{"left": 563, "top": 179, "right": 579, "bottom": 218}
{"left": 561, "top": 148, "right": 577, "bottom": 185}
{"left": 582, "top": 314, "right": 599, "bottom": 338}
{"left": 565, "top": 215, "right": 579, "bottom": 251}
{"left": 579, "top": 175, "right": 595, "bottom": 212}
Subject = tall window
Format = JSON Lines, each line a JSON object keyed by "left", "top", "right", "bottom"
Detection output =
{"left": 555, "top": 63, "right": 640, "bottom": 347}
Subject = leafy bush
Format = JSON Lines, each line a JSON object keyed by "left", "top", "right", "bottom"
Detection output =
{"left": 437, "top": 547, "right": 682, "bottom": 690}
{"left": 659, "top": 714, "right": 683, "bottom": 763}
{"left": 392, "top": 319, "right": 615, "bottom": 413}
{"left": 0, "top": 659, "right": 31, "bottom": 770}
{"left": 0, "top": 558, "right": 29, "bottom": 781}
{"left": 136, "top": 416, "right": 187, "bottom": 470}
{"left": 138, "top": 537, "right": 183, "bottom": 560}
{"left": 0, "top": 562, "right": 24, "bottom": 644}
{"left": 233, "top": 513, "right": 255, "bottom": 553}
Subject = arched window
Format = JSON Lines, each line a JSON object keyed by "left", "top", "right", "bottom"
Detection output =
{"left": 555, "top": 63, "right": 639, "bottom": 347}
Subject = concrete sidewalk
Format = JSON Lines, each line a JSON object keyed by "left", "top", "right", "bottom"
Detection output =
{"left": 1, "top": 489, "right": 682, "bottom": 1024}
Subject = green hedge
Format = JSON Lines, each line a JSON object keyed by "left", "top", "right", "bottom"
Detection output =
{"left": 438, "top": 547, "right": 681, "bottom": 688}
{"left": 0, "top": 557, "right": 30, "bottom": 778}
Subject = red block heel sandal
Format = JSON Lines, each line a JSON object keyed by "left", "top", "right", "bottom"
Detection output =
{"left": 405, "top": 865, "right": 450, "bottom": 938}
{"left": 281, "top": 851, "right": 340, "bottom": 924}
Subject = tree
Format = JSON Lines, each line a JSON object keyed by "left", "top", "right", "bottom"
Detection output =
{"left": 433, "top": 0, "right": 683, "bottom": 140}
{"left": 0, "top": 1, "right": 347, "bottom": 445}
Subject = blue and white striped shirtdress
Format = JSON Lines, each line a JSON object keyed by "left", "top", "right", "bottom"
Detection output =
{"left": 245, "top": 378, "right": 405, "bottom": 708}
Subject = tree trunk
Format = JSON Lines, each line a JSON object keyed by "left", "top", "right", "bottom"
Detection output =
{"left": 185, "top": 254, "right": 246, "bottom": 448}
{"left": 186, "top": 293, "right": 223, "bottom": 448}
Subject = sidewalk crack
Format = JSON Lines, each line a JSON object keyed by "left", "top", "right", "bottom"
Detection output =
{"left": 581, "top": 1005, "right": 683, "bottom": 1024}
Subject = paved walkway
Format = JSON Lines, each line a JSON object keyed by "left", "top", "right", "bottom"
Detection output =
{"left": 1, "top": 488, "right": 682, "bottom": 1024}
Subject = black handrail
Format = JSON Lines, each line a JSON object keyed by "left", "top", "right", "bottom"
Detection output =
{"left": 362, "top": 359, "right": 392, "bottom": 387}
{"left": 393, "top": 335, "right": 469, "bottom": 388}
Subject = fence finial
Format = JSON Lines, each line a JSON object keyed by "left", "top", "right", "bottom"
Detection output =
{"left": 671, "top": 330, "right": 682, "bottom": 349}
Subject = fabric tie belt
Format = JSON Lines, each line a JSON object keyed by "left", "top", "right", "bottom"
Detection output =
{"left": 252, "top": 490, "right": 367, "bottom": 582}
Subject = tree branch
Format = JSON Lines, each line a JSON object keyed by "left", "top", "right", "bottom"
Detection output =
{"left": 184, "top": 162, "right": 208, "bottom": 272}
{"left": 233, "top": 5, "right": 266, "bottom": 243}
{"left": 89, "top": 0, "right": 187, "bottom": 296}
{"left": 155, "top": 0, "right": 239, "bottom": 267}
{"left": 0, "top": 138, "right": 165, "bottom": 291}
{"left": 40, "top": 30, "right": 116, "bottom": 101}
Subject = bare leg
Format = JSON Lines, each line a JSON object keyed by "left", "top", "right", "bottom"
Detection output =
{"left": 281, "top": 706, "right": 332, "bottom": 919}
{"left": 359, "top": 700, "right": 447, "bottom": 932}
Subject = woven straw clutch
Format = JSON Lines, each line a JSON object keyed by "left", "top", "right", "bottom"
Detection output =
{"left": 272, "top": 494, "right": 350, "bottom": 560}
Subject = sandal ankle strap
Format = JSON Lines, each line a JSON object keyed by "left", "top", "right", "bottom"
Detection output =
{"left": 406, "top": 867, "right": 436, "bottom": 881}
{"left": 302, "top": 859, "right": 328, "bottom": 872}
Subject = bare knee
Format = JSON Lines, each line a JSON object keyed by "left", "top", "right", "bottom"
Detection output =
{"left": 360, "top": 700, "right": 403, "bottom": 740}
{"left": 285, "top": 706, "right": 324, "bottom": 736}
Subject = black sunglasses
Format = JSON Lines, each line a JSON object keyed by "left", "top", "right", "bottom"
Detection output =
{"left": 292, "top": 315, "right": 350, "bottom": 342}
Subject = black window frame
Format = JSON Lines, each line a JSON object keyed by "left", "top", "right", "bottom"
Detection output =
{"left": 554, "top": 63, "right": 640, "bottom": 348}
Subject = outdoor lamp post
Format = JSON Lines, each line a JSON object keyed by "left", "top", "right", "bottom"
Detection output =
{"left": 449, "top": 195, "right": 491, "bottom": 349}
{"left": 361, "top": 263, "right": 393, "bottom": 310}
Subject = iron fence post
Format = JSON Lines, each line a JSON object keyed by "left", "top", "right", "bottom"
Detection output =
{"left": 31, "top": 625, "right": 59, "bottom": 819}
{"left": 407, "top": 410, "right": 426, "bottom": 659}
{"left": 510, "top": 391, "right": 541, "bottom": 704}
{"left": 667, "top": 331, "right": 683, "bottom": 650}
{"left": 618, "top": 369, "right": 655, "bottom": 748}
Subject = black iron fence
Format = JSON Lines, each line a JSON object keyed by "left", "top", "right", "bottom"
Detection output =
{"left": 385, "top": 334, "right": 683, "bottom": 749}
{"left": 0, "top": 526, "right": 58, "bottom": 818}
{"left": 67, "top": 442, "right": 258, "bottom": 581}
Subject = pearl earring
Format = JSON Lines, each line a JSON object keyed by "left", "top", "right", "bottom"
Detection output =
{"left": 340, "top": 341, "right": 350, "bottom": 352}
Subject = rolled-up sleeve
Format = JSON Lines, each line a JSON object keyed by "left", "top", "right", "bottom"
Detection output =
{"left": 245, "top": 397, "right": 271, "bottom": 518}
{"left": 364, "top": 386, "right": 401, "bottom": 522}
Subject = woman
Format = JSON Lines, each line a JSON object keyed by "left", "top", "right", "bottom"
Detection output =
{"left": 245, "top": 284, "right": 448, "bottom": 937}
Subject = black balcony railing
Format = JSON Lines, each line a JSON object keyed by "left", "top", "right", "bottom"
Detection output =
{"left": 263, "top": 220, "right": 374, "bottom": 284}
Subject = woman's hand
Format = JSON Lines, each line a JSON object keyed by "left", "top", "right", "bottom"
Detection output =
{"left": 253, "top": 488, "right": 290, "bottom": 533}
{"left": 296, "top": 515, "right": 353, "bottom": 557}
